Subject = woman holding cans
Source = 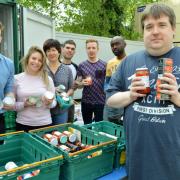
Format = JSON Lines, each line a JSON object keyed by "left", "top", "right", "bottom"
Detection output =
{"left": 43, "top": 39, "right": 74, "bottom": 124}
{"left": 14, "top": 46, "right": 56, "bottom": 131}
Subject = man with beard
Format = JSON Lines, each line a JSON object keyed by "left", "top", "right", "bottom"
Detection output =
{"left": 104, "top": 36, "right": 126, "bottom": 123}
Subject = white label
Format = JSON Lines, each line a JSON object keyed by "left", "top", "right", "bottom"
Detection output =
{"left": 140, "top": 76, "right": 150, "bottom": 88}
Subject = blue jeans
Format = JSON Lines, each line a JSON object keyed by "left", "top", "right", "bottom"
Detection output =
{"left": 51, "top": 111, "right": 68, "bottom": 125}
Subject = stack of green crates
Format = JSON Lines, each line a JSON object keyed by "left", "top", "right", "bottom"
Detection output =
{"left": 83, "top": 121, "right": 126, "bottom": 169}
{"left": 0, "top": 132, "right": 63, "bottom": 180}
{"left": 30, "top": 123, "right": 117, "bottom": 180}
{"left": 4, "top": 111, "right": 16, "bottom": 132}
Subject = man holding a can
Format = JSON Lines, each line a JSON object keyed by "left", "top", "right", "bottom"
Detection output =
{"left": 106, "top": 4, "right": 180, "bottom": 180}
{"left": 0, "top": 22, "right": 15, "bottom": 134}
{"left": 76, "top": 39, "right": 106, "bottom": 124}
{"left": 61, "top": 40, "right": 78, "bottom": 123}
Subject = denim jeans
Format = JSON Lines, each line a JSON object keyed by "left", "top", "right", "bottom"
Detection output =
{"left": 51, "top": 111, "right": 68, "bottom": 125}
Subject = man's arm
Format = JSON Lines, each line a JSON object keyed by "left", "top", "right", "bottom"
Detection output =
{"left": 107, "top": 76, "right": 146, "bottom": 108}
{"left": 66, "top": 88, "right": 74, "bottom": 96}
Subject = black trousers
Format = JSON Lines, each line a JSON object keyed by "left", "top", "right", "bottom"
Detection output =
{"left": 67, "top": 104, "right": 75, "bottom": 123}
{"left": 16, "top": 122, "right": 52, "bottom": 132}
{"left": 81, "top": 102, "right": 104, "bottom": 124}
{"left": 0, "top": 113, "right": 5, "bottom": 134}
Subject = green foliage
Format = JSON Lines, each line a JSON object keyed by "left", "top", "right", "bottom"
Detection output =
{"left": 17, "top": 0, "right": 158, "bottom": 40}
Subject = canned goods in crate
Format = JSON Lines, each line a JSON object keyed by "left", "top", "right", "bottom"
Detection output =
{"left": 63, "top": 131, "right": 76, "bottom": 143}
{"left": 52, "top": 131, "right": 67, "bottom": 144}
{"left": 43, "top": 133, "right": 58, "bottom": 146}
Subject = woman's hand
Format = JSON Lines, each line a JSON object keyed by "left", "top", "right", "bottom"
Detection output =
{"left": 24, "top": 99, "right": 36, "bottom": 107}
{"left": 42, "top": 96, "right": 54, "bottom": 106}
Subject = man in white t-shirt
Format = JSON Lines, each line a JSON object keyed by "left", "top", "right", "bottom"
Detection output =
{"left": 61, "top": 40, "right": 78, "bottom": 122}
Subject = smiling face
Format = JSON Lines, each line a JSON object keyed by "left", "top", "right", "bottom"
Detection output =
{"left": 143, "top": 14, "right": 175, "bottom": 56}
{"left": 27, "top": 52, "right": 43, "bottom": 75}
{"left": 46, "top": 47, "right": 60, "bottom": 63}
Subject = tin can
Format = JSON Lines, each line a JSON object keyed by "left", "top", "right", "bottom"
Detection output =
{"left": 86, "top": 76, "right": 92, "bottom": 85}
{"left": 3, "top": 96, "right": 15, "bottom": 106}
{"left": 5, "top": 161, "right": 18, "bottom": 170}
{"left": 156, "top": 58, "right": 173, "bottom": 100}
{"left": 44, "top": 91, "right": 54, "bottom": 100}
{"left": 52, "top": 131, "right": 67, "bottom": 144}
{"left": 43, "top": 133, "right": 58, "bottom": 146}
{"left": 58, "top": 144, "right": 71, "bottom": 152}
{"left": 63, "top": 131, "right": 77, "bottom": 143}
{"left": 136, "top": 68, "right": 150, "bottom": 94}
{"left": 65, "top": 142, "right": 80, "bottom": 152}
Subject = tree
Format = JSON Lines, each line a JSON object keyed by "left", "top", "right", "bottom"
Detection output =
{"left": 17, "top": 0, "right": 158, "bottom": 40}
{"left": 60, "top": 0, "right": 126, "bottom": 37}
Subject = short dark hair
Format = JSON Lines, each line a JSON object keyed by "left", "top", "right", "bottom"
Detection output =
{"left": 0, "top": 22, "right": 4, "bottom": 32}
{"left": 63, "top": 40, "right": 76, "bottom": 48}
{"left": 110, "top": 36, "right": 126, "bottom": 46}
{"left": 141, "top": 4, "right": 176, "bottom": 30}
{"left": 43, "top": 39, "right": 61, "bottom": 54}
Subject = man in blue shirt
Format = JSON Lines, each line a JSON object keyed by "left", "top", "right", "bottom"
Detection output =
{"left": 0, "top": 22, "right": 15, "bottom": 134}
{"left": 107, "top": 4, "right": 180, "bottom": 180}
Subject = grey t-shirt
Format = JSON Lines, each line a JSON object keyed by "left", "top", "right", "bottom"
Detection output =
{"left": 106, "top": 47, "right": 180, "bottom": 180}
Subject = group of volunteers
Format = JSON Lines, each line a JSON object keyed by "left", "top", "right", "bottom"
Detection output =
{"left": 1, "top": 3, "right": 180, "bottom": 180}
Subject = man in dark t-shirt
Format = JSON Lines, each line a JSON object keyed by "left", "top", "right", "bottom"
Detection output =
{"left": 76, "top": 39, "right": 106, "bottom": 124}
{"left": 107, "top": 4, "right": 180, "bottom": 180}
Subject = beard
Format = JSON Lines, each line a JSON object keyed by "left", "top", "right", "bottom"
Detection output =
{"left": 113, "top": 49, "right": 124, "bottom": 56}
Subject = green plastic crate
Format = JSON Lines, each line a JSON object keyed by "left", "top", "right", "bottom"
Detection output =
{"left": 83, "top": 121, "right": 126, "bottom": 169}
{"left": 4, "top": 111, "right": 16, "bottom": 131}
{"left": 30, "top": 123, "right": 116, "bottom": 180}
{"left": 0, "top": 132, "right": 63, "bottom": 180}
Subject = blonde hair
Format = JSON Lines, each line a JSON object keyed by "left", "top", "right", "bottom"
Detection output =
{"left": 86, "top": 39, "right": 99, "bottom": 48}
{"left": 21, "top": 46, "right": 50, "bottom": 89}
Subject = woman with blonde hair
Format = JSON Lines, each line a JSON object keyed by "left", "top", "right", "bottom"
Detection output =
{"left": 14, "top": 46, "right": 56, "bottom": 131}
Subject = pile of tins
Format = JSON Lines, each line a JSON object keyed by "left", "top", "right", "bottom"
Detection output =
{"left": 0, "top": 121, "right": 125, "bottom": 180}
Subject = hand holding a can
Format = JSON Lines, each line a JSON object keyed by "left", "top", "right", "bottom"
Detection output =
{"left": 130, "top": 76, "right": 147, "bottom": 101}
{"left": 42, "top": 91, "right": 54, "bottom": 106}
{"left": 157, "top": 73, "right": 180, "bottom": 106}
{"left": 2, "top": 96, "right": 15, "bottom": 110}
{"left": 24, "top": 97, "right": 37, "bottom": 107}
{"left": 82, "top": 76, "right": 92, "bottom": 86}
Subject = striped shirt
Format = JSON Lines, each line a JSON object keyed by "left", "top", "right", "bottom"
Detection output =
{"left": 77, "top": 59, "right": 106, "bottom": 105}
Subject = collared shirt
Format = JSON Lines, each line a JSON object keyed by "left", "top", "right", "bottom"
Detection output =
{"left": 0, "top": 53, "right": 14, "bottom": 113}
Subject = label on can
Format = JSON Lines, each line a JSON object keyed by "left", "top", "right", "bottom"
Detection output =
{"left": 136, "top": 67, "right": 150, "bottom": 94}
